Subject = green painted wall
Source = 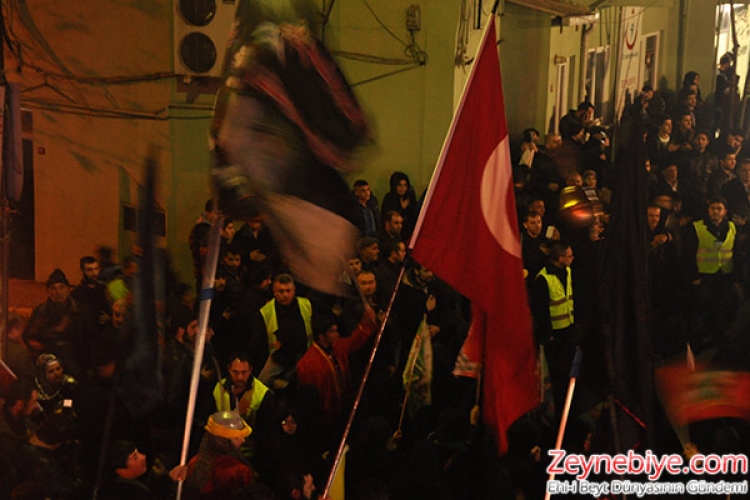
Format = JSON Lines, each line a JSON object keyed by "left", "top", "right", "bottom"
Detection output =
{"left": 681, "top": 2, "right": 718, "bottom": 95}
{"left": 545, "top": 19, "right": 585, "bottom": 131}
{"left": 499, "top": 4, "right": 554, "bottom": 138}
{"left": 641, "top": 6, "right": 676, "bottom": 92}
{"left": 327, "top": 0, "right": 460, "bottom": 197}
{"left": 167, "top": 104, "right": 214, "bottom": 284}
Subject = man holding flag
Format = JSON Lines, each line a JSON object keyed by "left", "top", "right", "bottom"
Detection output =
{"left": 409, "top": 12, "right": 538, "bottom": 455}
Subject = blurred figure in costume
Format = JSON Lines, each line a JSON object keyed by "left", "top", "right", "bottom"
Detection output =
{"left": 212, "top": 2, "right": 370, "bottom": 298}
{"left": 183, "top": 411, "right": 255, "bottom": 499}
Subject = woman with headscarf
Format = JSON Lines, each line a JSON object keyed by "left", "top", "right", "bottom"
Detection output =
{"left": 256, "top": 403, "right": 314, "bottom": 491}
{"left": 381, "top": 171, "right": 419, "bottom": 241}
{"left": 33, "top": 353, "right": 78, "bottom": 416}
{"left": 680, "top": 71, "right": 702, "bottom": 103}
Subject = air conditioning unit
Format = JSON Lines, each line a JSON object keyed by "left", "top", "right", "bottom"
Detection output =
{"left": 174, "top": 0, "right": 239, "bottom": 77}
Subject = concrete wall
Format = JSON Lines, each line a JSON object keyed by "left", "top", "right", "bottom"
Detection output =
{"left": 545, "top": 19, "right": 584, "bottom": 131}
{"left": 641, "top": 5, "right": 677, "bottom": 92}
{"left": 167, "top": 104, "right": 214, "bottom": 283}
{"left": 681, "top": 1, "right": 718, "bottom": 95}
{"left": 6, "top": 0, "right": 177, "bottom": 283}
{"left": 327, "top": 0, "right": 460, "bottom": 197}
{"left": 499, "top": 4, "right": 554, "bottom": 138}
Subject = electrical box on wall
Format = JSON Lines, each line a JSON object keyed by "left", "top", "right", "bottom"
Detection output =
{"left": 406, "top": 5, "right": 421, "bottom": 31}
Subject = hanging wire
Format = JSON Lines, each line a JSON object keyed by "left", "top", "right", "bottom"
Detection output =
{"left": 405, "top": 31, "right": 428, "bottom": 65}
{"left": 350, "top": 64, "right": 421, "bottom": 87}
{"left": 21, "top": 99, "right": 213, "bottom": 120}
{"left": 330, "top": 50, "right": 415, "bottom": 65}
{"left": 362, "top": 0, "right": 410, "bottom": 47}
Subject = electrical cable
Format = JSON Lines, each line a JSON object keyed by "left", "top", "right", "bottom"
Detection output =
{"left": 13, "top": 0, "right": 73, "bottom": 76}
{"left": 405, "top": 31, "right": 428, "bottom": 65}
{"left": 331, "top": 50, "right": 415, "bottom": 65}
{"left": 15, "top": 67, "right": 178, "bottom": 85}
{"left": 361, "top": 0, "right": 410, "bottom": 47}
{"left": 350, "top": 64, "right": 421, "bottom": 87}
{"left": 4, "top": 0, "right": 428, "bottom": 113}
{"left": 21, "top": 99, "right": 212, "bottom": 120}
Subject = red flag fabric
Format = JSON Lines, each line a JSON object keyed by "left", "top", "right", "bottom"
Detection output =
{"left": 656, "top": 363, "right": 750, "bottom": 425}
{"left": 409, "top": 15, "right": 537, "bottom": 455}
{"left": 452, "top": 305, "right": 485, "bottom": 378}
{"left": 0, "top": 358, "right": 18, "bottom": 395}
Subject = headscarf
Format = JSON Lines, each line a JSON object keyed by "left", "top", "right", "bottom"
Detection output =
{"left": 34, "top": 353, "right": 64, "bottom": 401}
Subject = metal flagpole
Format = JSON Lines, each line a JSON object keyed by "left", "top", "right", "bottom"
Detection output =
{"left": 544, "top": 347, "right": 582, "bottom": 500}
{"left": 322, "top": 263, "right": 407, "bottom": 499}
{"left": 175, "top": 210, "right": 224, "bottom": 500}
{"left": 0, "top": 0, "right": 7, "bottom": 365}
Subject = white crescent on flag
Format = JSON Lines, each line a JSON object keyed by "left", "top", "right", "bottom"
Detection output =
{"left": 480, "top": 136, "right": 522, "bottom": 259}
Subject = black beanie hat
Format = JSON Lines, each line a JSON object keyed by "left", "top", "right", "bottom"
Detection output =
{"left": 46, "top": 268, "right": 70, "bottom": 287}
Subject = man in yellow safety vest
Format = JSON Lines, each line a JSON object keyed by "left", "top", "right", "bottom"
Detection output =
{"left": 213, "top": 351, "right": 275, "bottom": 458}
{"left": 685, "top": 196, "right": 739, "bottom": 351}
{"left": 253, "top": 274, "right": 314, "bottom": 388}
{"left": 532, "top": 242, "right": 576, "bottom": 411}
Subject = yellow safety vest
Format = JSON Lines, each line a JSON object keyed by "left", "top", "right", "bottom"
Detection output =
{"left": 537, "top": 267, "right": 574, "bottom": 330}
{"left": 213, "top": 377, "right": 271, "bottom": 426}
{"left": 694, "top": 220, "right": 735, "bottom": 274}
{"left": 260, "top": 297, "right": 313, "bottom": 353}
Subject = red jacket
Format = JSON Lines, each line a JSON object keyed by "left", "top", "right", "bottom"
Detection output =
{"left": 185, "top": 455, "right": 254, "bottom": 500}
{"left": 296, "top": 317, "right": 377, "bottom": 424}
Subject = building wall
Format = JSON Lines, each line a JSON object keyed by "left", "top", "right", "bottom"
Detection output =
{"left": 499, "top": 4, "right": 554, "bottom": 138}
{"left": 545, "top": 20, "right": 585, "bottom": 132}
{"left": 1, "top": 0, "right": 726, "bottom": 285}
{"left": 167, "top": 104, "right": 214, "bottom": 284}
{"left": 327, "top": 0, "right": 460, "bottom": 197}
{"left": 650, "top": 1, "right": 721, "bottom": 92}
{"left": 5, "top": 0, "right": 464, "bottom": 284}
{"left": 681, "top": 2, "right": 718, "bottom": 96}
{"left": 5, "top": 0, "right": 178, "bottom": 283}
{"left": 642, "top": 5, "right": 677, "bottom": 92}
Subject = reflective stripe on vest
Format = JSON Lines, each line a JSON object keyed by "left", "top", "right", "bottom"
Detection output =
{"left": 213, "top": 377, "right": 271, "bottom": 426}
{"left": 260, "top": 297, "right": 314, "bottom": 353}
{"left": 537, "top": 267, "right": 574, "bottom": 330}
{"left": 694, "top": 220, "right": 735, "bottom": 274}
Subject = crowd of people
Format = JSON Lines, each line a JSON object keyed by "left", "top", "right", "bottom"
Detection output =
{"left": 515, "top": 65, "right": 750, "bottom": 486}
{"left": 0, "top": 166, "right": 487, "bottom": 500}
{"left": 517, "top": 66, "right": 750, "bottom": 363}
{"left": 3, "top": 63, "right": 750, "bottom": 499}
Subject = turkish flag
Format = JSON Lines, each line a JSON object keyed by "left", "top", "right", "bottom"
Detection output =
{"left": 410, "top": 15, "right": 537, "bottom": 455}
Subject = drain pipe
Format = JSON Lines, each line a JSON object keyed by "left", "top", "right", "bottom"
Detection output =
{"left": 579, "top": 23, "right": 593, "bottom": 103}
{"left": 676, "top": 0, "right": 688, "bottom": 89}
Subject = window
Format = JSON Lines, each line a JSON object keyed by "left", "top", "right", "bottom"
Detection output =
{"left": 553, "top": 57, "right": 569, "bottom": 134}
{"left": 585, "top": 46, "right": 611, "bottom": 122}
{"left": 641, "top": 33, "right": 658, "bottom": 90}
